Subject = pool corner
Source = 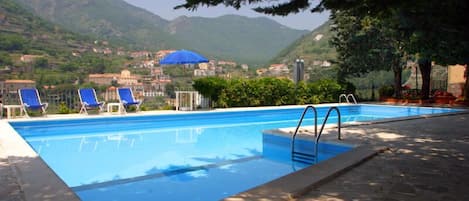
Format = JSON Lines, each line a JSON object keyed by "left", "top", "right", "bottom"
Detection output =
{"left": 0, "top": 121, "right": 80, "bottom": 201}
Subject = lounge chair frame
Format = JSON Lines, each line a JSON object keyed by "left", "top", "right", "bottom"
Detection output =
{"left": 78, "top": 88, "right": 105, "bottom": 115}
{"left": 18, "top": 88, "right": 48, "bottom": 117}
{"left": 117, "top": 87, "right": 143, "bottom": 113}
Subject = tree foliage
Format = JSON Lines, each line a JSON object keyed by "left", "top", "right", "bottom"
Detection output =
{"left": 179, "top": 0, "right": 469, "bottom": 99}
{"left": 192, "top": 76, "right": 228, "bottom": 106}
{"left": 0, "top": 34, "right": 26, "bottom": 51}
{"left": 330, "top": 7, "right": 408, "bottom": 98}
{"left": 33, "top": 57, "right": 49, "bottom": 69}
{"left": 0, "top": 51, "right": 13, "bottom": 66}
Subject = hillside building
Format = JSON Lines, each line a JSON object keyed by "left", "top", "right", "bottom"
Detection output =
{"left": 20, "top": 55, "right": 42, "bottom": 63}
{"left": 88, "top": 70, "right": 140, "bottom": 86}
{"left": 269, "top": 64, "right": 289, "bottom": 75}
{"left": 0, "top": 79, "right": 35, "bottom": 104}
{"left": 447, "top": 65, "right": 467, "bottom": 97}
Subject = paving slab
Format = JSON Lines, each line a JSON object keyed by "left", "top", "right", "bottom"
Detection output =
{"left": 297, "top": 112, "right": 469, "bottom": 201}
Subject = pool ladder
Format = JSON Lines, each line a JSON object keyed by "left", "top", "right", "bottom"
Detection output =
{"left": 291, "top": 106, "right": 341, "bottom": 164}
{"left": 339, "top": 94, "right": 358, "bottom": 104}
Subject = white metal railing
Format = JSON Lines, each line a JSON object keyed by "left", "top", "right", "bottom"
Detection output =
{"left": 339, "top": 93, "right": 358, "bottom": 104}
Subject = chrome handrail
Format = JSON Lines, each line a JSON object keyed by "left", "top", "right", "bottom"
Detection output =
{"left": 291, "top": 105, "right": 317, "bottom": 157}
{"left": 317, "top": 106, "right": 342, "bottom": 143}
{"left": 339, "top": 94, "right": 358, "bottom": 104}
{"left": 347, "top": 94, "right": 358, "bottom": 104}
{"left": 291, "top": 106, "right": 342, "bottom": 164}
{"left": 338, "top": 94, "right": 347, "bottom": 103}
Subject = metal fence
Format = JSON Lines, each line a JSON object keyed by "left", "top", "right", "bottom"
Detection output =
{"left": 1, "top": 88, "right": 209, "bottom": 115}
{"left": 2, "top": 89, "right": 84, "bottom": 114}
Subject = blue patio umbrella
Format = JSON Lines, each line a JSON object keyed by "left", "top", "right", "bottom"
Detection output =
{"left": 159, "top": 49, "right": 209, "bottom": 65}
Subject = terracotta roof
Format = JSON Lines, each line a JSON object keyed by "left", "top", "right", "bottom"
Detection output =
{"left": 89, "top": 74, "right": 120, "bottom": 78}
{"left": 4, "top": 80, "right": 35, "bottom": 84}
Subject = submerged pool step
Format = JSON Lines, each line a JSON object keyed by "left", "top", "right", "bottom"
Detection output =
{"left": 72, "top": 155, "right": 262, "bottom": 192}
{"left": 292, "top": 151, "right": 316, "bottom": 164}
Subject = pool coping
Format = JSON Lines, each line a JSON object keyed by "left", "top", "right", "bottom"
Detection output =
{"left": 0, "top": 104, "right": 467, "bottom": 201}
{"left": 0, "top": 121, "right": 80, "bottom": 201}
{"left": 223, "top": 144, "right": 387, "bottom": 200}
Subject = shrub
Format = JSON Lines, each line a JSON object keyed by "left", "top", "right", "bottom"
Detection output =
{"left": 58, "top": 102, "right": 70, "bottom": 114}
{"left": 309, "top": 79, "right": 343, "bottom": 103}
{"left": 378, "top": 85, "right": 394, "bottom": 98}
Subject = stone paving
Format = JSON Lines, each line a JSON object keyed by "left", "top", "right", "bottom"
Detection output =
{"left": 297, "top": 112, "right": 469, "bottom": 201}
{"left": 0, "top": 145, "right": 24, "bottom": 201}
{"left": 1, "top": 110, "right": 469, "bottom": 201}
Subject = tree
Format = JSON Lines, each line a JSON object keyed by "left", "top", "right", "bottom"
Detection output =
{"left": 0, "top": 51, "right": 13, "bottom": 66}
{"left": 178, "top": 0, "right": 469, "bottom": 99}
{"left": 398, "top": 1, "right": 469, "bottom": 99}
{"left": 326, "top": 0, "right": 469, "bottom": 99}
{"left": 34, "top": 57, "right": 49, "bottom": 69}
{"left": 330, "top": 8, "right": 410, "bottom": 98}
{"left": 0, "top": 34, "right": 25, "bottom": 51}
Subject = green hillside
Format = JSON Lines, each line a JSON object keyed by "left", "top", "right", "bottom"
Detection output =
{"left": 0, "top": 0, "right": 93, "bottom": 57}
{"left": 14, "top": 0, "right": 180, "bottom": 50}
{"left": 0, "top": 0, "right": 129, "bottom": 84}
{"left": 271, "top": 21, "right": 336, "bottom": 66}
{"left": 15, "top": 0, "right": 308, "bottom": 65}
{"left": 169, "top": 15, "right": 308, "bottom": 64}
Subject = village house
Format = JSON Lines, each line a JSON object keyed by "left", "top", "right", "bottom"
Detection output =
{"left": 198, "top": 63, "right": 210, "bottom": 70}
{"left": 117, "top": 50, "right": 127, "bottom": 56}
{"left": 447, "top": 64, "right": 467, "bottom": 97}
{"left": 20, "top": 55, "right": 42, "bottom": 63}
{"left": 130, "top": 51, "right": 152, "bottom": 59}
{"left": 268, "top": 64, "right": 289, "bottom": 75}
{"left": 0, "top": 79, "right": 35, "bottom": 93}
{"left": 88, "top": 73, "right": 120, "bottom": 86}
{"left": 256, "top": 68, "right": 268, "bottom": 76}
{"left": 142, "top": 60, "right": 155, "bottom": 68}
{"left": 241, "top": 64, "right": 249, "bottom": 71}
{"left": 88, "top": 70, "right": 140, "bottom": 86}
{"left": 103, "top": 48, "right": 113, "bottom": 55}
{"left": 218, "top": 60, "right": 237, "bottom": 66}
{"left": 0, "top": 79, "right": 35, "bottom": 104}
{"left": 155, "top": 50, "right": 175, "bottom": 61}
{"left": 89, "top": 69, "right": 172, "bottom": 99}
{"left": 194, "top": 69, "right": 216, "bottom": 77}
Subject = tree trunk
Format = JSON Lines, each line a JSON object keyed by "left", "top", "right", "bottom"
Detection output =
{"left": 393, "top": 66, "right": 402, "bottom": 98}
{"left": 464, "top": 64, "right": 469, "bottom": 101}
{"left": 418, "top": 58, "right": 432, "bottom": 99}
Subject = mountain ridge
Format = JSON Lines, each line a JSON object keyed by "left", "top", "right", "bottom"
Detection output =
{"left": 15, "top": 0, "right": 308, "bottom": 65}
{"left": 270, "top": 20, "right": 336, "bottom": 66}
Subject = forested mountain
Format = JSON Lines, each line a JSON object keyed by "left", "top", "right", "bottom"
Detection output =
{"left": 15, "top": 0, "right": 308, "bottom": 65}
{"left": 270, "top": 21, "right": 336, "bottom": 66}
{"left": 0, "top": 0, "right": 93, "bottom": 58}
{"left": 0, "top": 0, "right": 129, "bottom": 84}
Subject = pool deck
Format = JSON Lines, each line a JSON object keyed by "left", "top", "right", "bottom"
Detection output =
{"left": 1, "top": 105, "right": 469, "bottom": 201}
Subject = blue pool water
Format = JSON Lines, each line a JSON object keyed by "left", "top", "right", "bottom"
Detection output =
{"left": 9, "top": 104, "right": 461, "bottom": 201}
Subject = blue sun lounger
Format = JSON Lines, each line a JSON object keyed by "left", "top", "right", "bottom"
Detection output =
{"left": 78, "top": 88, "right": 105, "bottom": 114}
{"left": 117, "top": 87, "right": 142, "bottom": 113}
{"left": 18, "top": 88, "right": 48, "bottom": 117}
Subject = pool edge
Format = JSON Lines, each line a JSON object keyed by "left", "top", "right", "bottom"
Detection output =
{"left": 0, "top": 120, "right": 80, "bottom": 201}
{"left": 223, "top": 144, "right": 387, "bottom": 201}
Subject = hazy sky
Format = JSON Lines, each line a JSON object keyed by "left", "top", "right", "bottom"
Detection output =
{"left": 124, "top": 0, "right": 330, "bottom": 30}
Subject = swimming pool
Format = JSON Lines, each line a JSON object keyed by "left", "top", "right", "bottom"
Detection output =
{"left": 9, "top": 104, "right": 461, "bottom": 200}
